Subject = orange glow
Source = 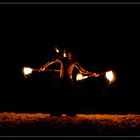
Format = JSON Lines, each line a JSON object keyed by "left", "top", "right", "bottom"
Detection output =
{"left": 76, "top": 73, "right": 88, "bottom": 81}
{"left": 0, "top": 112, "right": 140, "bottom": 125}
{"left": 63, "top": 52, "right": 66, "bottom": 57}
{"left": 23, "top": 67, "right": 33, "bottom": 75}
{"left": 55, "top": 47, "right": 59, "bottom": 53}
{"left": 63, "top": 53, "right": 66, "bottom": 57}
{"left": 76, "top": 73, "right": 83, "bottom": 81}
{"left": 63, "top": 48, "right": 67, "bottom": 57}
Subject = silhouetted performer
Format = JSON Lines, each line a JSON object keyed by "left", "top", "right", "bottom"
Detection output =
{"left": 39, "top": 47, "right": 99, "bottom": 116}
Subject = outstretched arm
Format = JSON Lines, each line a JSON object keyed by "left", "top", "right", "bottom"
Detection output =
{"left": 39, "top": 58, "right": 62, "bottom": 72}
{"left": 75, "top": 61, "right": 100, "bottom": 77}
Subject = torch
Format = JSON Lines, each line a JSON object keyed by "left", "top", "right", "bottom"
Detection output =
{"left": 23, "top": 67, "right": 60, "bottom": 78}
{"left": 76, "top": 73, "right": 98, "bottom": 81}
{"left": 76, "top": 70, "right": 116, "bottom": 84}
{"left": 23, "top": 67, "right": 38, "bottom": 78}
{"left": 76, "top": 73, "right": 88, "bottom": 81}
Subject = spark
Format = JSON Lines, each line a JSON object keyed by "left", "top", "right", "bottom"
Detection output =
{"left": 55, "top": 47, "right": 59, "bottom": 53}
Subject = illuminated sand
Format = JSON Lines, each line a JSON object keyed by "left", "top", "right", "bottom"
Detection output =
{"left": 0, "top": 113, "right": 140, "bottom": 136}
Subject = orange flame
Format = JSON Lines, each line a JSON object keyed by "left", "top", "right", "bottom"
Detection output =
{"left": 56, "top": 48, "right": 59, "bottom": 53}
{"left": 76, "top": 73, "right": 88, "bottom": 81}
{"left": 76, "top": 73, "right": 83, "bottom": 81}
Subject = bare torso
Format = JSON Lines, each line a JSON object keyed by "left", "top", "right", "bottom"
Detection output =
{"left": 60, "top": 58, "right": 76, "bottom": 80}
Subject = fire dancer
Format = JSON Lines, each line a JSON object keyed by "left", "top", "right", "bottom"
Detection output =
{"left": 39, "top": 47, "right": 100, "bottom": 116}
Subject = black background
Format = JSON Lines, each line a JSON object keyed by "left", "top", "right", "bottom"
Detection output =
{"left": 0, "top": 4, "right": 139, "bottom": 114}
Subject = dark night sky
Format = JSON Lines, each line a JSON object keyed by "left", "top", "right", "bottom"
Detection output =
{"left": 0, "top": 4, "right": 140, "bottom": 113}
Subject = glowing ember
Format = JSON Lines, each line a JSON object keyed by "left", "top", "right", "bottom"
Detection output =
{"left": 105, "top": 70, "right": 114, "bottom": 82}
{"left": 63, "top": 48, "right": 67, "bottom": 57}
{"left": 55, "top": 47, "right": 59, "bottom": 53}
{"left": 23, "top": 67, "right": 33, "bottom": 75}
{"left": 63, "top": 52, "right": 66, "bottom": 57}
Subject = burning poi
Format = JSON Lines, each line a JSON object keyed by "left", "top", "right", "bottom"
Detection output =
{"left": 105, "top": 70, "right": 115, "bottom": 83}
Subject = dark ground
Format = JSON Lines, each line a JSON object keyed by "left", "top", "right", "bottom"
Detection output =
{"left": 1, "top": 113, "right": 140, "bottom": 136}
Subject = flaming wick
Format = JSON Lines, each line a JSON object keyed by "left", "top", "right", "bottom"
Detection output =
{"left": 105, "top": 70, "right": 114, "bottom": 82}
{"left": 76, "top": 73, "right": 88, "bottom": 81}
{"left": 23, "top": 67, "right": 33, "bottom": 76}
{"left": 56, "top": 48, "right": 59, "bottom": 53}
